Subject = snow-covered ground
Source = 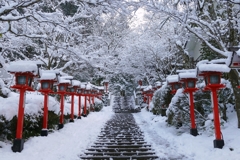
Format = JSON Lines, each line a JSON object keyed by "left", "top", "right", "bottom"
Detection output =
{"left": 1, "top": 95, "right": 240, "bottom": 160}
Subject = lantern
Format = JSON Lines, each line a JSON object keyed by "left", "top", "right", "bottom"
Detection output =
{"left": 197, "top": 62, "right": 231, "bottom": 149}
{"left": 203, "top": 72, "right": 222, "bottom": 87}
{"left": 228, "top": 46, "right": 240, "bottom": 68}
{"left": 7, "top": 61, "right": 41, "bottom": 152}
{"left": 178, "top": 71, "right": 198, "bottom": 136}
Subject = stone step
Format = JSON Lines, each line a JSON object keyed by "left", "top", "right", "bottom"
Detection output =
{"left": 94, "top": 142, "right": 147, "bottom": 145}
{"left": 84, "top": 151, "right": 156, "bottom": 156}
{"left": 86, "top": 148, "right": 152, "bottom": 152}
{"left": 79, "top": 155, "right": 159, "bottom": 159}
{"left": 90, "top": 144, "right": 151, "bottom": 148}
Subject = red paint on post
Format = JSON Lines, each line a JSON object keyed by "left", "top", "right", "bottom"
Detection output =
{"left": 189, "top": 91, "right": 196, "bottom": 129}
{"left": 212, "top": 88, "right": 222, "bottom": 140}
{"left": 70, "top": 94, "right": 74, "bottom": 120}
{"left": 59, "top": 94, "right": 64, "bottom": 124}
{"left": 78, "top": 95, "right": 81, "bottom": 117}
{"left": 84, "top": 95, "right": 87, "bottom": 115}
{"left": 43, "top": 93, "right": 49, "bottom": 130}
{"left": 16, "top": 89, "right": 25, "bottom": 139}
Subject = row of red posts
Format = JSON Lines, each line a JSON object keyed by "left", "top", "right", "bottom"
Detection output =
{"left": 6, "top": 61, "right": 109, "bottom": 152}
{"left": 138, "top": 81, "right": 162, "bottom": 110}
{"left": 137, "top": 59, "right": 237, "bottom": 149}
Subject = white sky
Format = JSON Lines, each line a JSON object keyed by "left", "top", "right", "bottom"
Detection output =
{"left": 0, "top": 94, "right": 240, "bottom": 159}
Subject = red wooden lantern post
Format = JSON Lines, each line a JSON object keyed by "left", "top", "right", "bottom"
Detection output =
{"left": 38, "top": 71, "right": 57, "bottom": 136}
{"left": 82, "top": 84, "right": 88, "bottom": 117}
{"left": 197, "top": 62, "right": 230, "bottom": 149}
{"left": 77, "top": 87, "right": 84, "bottom": 119}
{"left": 67, "top": 80, "right": 80, "bottom": 122}
{"left": 103, "top": 80, "right": 109, "bottom": 93}
{"left": 97, "top": 88, "right": 104, "bottom": 100}
{"left": 56, "top": 77, "right": 70, "bottom": 129}
{"left": 7, "top": 61, "right": 40, "bottom": 152}
{"left": 179, "top": 71, "right": 198, "bottom": 136}
{"left": 144, "top": 89, "right": 153, "bottom": 110}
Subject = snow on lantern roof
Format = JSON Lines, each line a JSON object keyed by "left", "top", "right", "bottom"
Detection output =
{"left": 98, "top": 86, "right": 104, "bottom": 90}
{"left": 166, "top": 75, "right": 179, "bottom": 84}
{"left": 7, "top": 61, "right": 39, "bottom": 75}
{"left": 58, "top": 77, "right": 71, "bottom": 84}
{"left": 72, "top": 80, "right": 80, "bottom": 87}
{"left": 143, "top": 85, "right": 152, "bottom": 91}
{"left": 61, "top": 75, "right": 73, "bottom": 80}
{"left": 179, "top": 72, "right": 197, "bottom": 80}
{"left": 103, "top": 80, "right": 109, "bottom": 82}
{"left": 40, "top": 72, "right": 57, "bottom": 80}
{"left": 198, "top": 63, "right": 230, "bottom": 73}
{"left": 80, "top": 82, "right": 87, "bottom": 88}
{"left": 85, "top": 83, "right": 92, "bottom": 90}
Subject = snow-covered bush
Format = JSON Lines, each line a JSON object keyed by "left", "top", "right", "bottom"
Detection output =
{"left": 165, "top": 79, "right": 234, "bottom": 134}
{"left": 0, "top": 111, "right": 59, "bottom": 141}
{"left": 151, "top": 84, "right": 172, "bottom": 116}
{"left": 93, "top": 101, "right": 103, "bottom": 112}
{"left": 0, "top": 79, "right": 11, "bottom": 98}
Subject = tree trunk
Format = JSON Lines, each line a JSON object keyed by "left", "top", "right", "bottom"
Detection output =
{"left": 229, "top": 69, "right": 240, "bottom": 128}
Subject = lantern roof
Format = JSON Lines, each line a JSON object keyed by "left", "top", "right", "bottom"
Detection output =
{"left": 178, "top": 72, "right": 197, "bottom": 81}
{"left": 198, "top": 63, "right": 230, "bottom": 73}
{"left": 72, "top": 80, "right": 80, "bottom": 87}
{"left": 7, "top": 60, "right": 40, "bottom": 76}
{"left": 166, "top": 75, "right": 179, "bottom": 84}
{"left": 58, "top": 77, "right": 71, "bottom": 84}
{"left": 85, "top": 82, "right": 92, "bottom": 90}
{"left": 196, "top": 59, "right": 230, "bottom": 78}
{"left": 143, "top": 85, "right": 152, "bottom": 92}
{"left": 40, "top": 71, "right": 57, "bottom": 81}
{"left": 103, "top": 79, "right": 109, "bottom": 82}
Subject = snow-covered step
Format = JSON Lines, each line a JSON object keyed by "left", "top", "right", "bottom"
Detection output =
{"left": 79, "top": 97, "right": 158, "bottom": 159}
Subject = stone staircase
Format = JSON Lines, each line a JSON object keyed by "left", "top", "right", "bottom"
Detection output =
{"left": 79, "top": 96, "right": 158, "bottom": 160}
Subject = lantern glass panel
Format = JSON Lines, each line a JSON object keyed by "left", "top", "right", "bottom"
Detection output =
{"left": 70, "top": 88, "right": 75, "bottom": 92}
{"left": 210, "top": 75, "right": 220, "bottom": 84}
{"left": 187, "top": 80, "right": 195, "bottom": 88}
{"left": 42, "top": 82, "right": 49, "bottom": 89}
{"left": 174, "top": 83, "right": 181, "bottom": 90}
{"left": 59, "top": 85, "right": 65, "bottom": 91}
{"left": 17, "top": 75, "right": 26, "bottom": 85}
